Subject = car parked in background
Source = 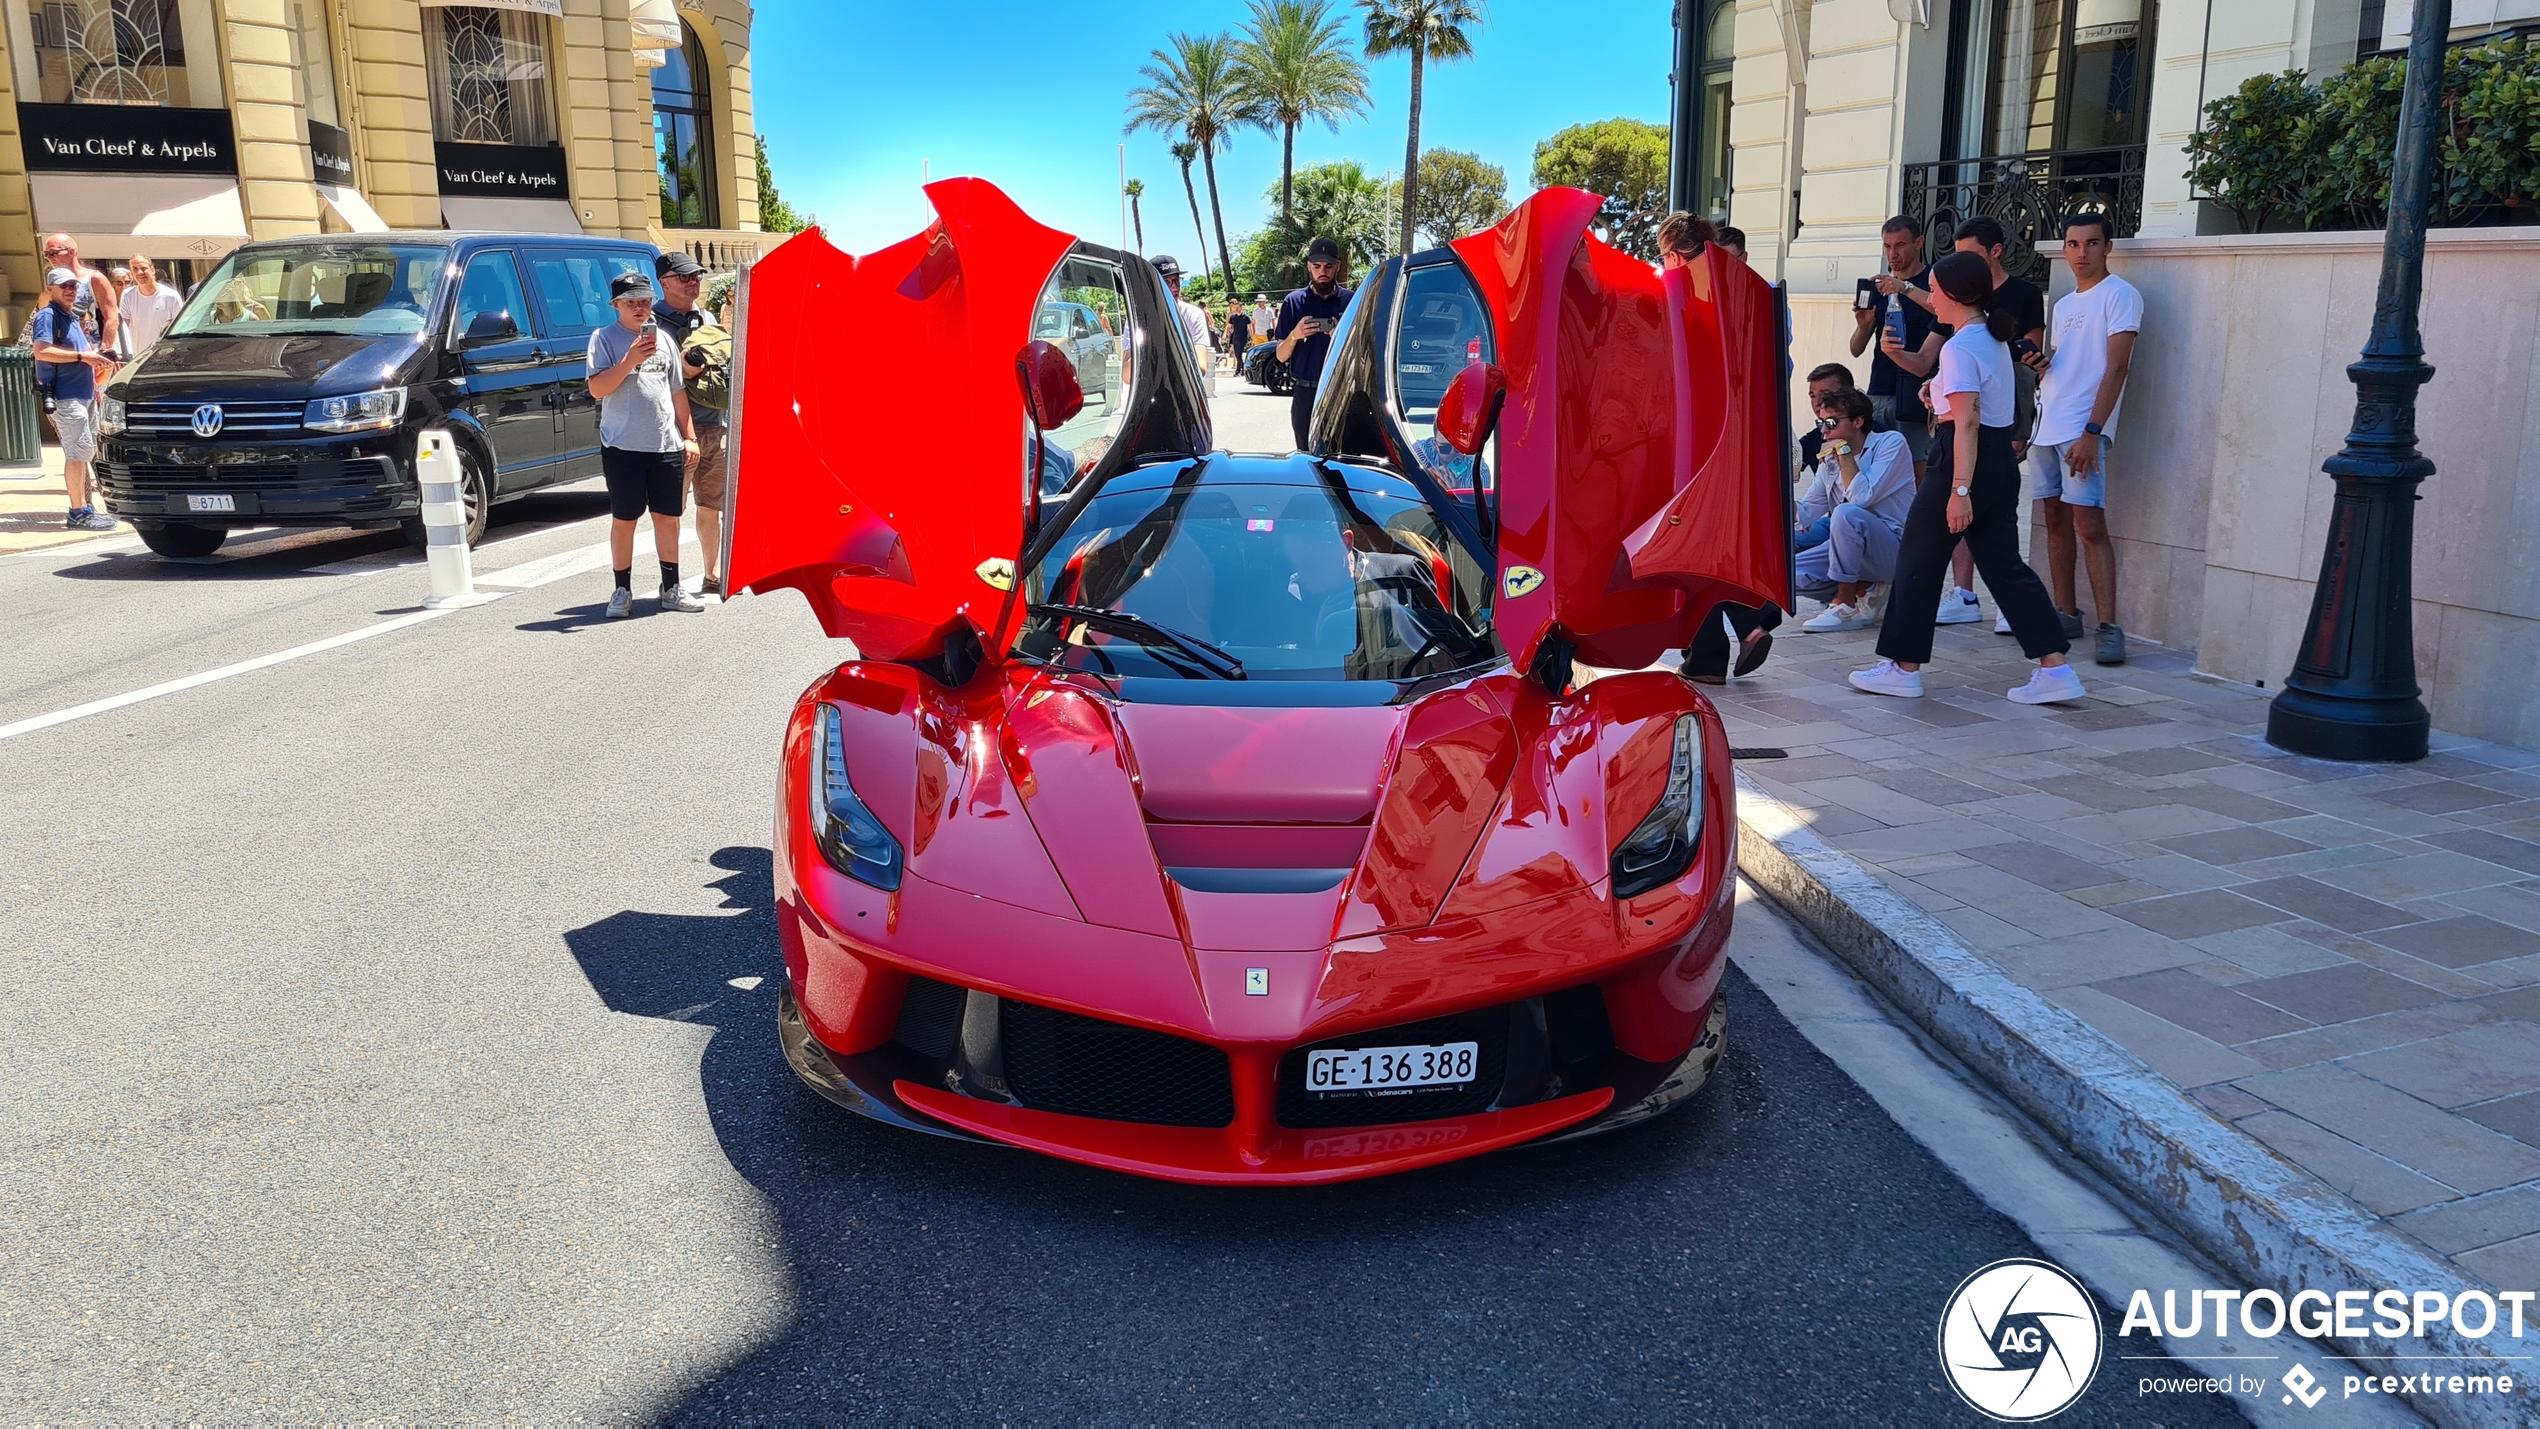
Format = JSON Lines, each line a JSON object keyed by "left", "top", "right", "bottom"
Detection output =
{"left": 1032, "top": 300, "right": 1118, "bottom": 407}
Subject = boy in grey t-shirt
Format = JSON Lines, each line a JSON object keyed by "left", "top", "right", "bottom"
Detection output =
{"left": 588, "top": 271, "right": 700, "bottom": 616}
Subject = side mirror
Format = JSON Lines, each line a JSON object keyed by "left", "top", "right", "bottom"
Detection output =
{"left": 1435, "top": 360, "right": 1508, "bottom": 456}
{"left": 1016, "top": 339, "right": 1085, "bottom": 429}
{"left": 463, "top": 309, "right": 519, "bottom": 345}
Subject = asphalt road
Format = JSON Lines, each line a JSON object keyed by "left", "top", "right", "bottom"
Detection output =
{"left": 1, "top": 404, "right": 2245, "bottom": 1423}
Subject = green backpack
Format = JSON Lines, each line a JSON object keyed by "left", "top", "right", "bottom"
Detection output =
{"left": 681, "top": 322, "right": 733, "bottom": 412}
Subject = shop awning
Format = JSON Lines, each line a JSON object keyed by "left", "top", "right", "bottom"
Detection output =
{"left": 631, "top": 0, "right": 679, "bottom": 66}
{"left": 439, "top": 195, "right": 584, "bottom": 234}
{"left": 318, "top": 183, "right": 391, "bottom": 233}
{"left": 28, "top": 172, "right": 250, "bottom": 262}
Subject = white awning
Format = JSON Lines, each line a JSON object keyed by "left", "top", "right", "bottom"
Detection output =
{"left": 416, "top": 0, "right": 561, "bottom": 13}
{"left": 631, "top": 0, "right": 679, "bottom": 66}
{"left": 439, "top": 195, "right": 584, "bottom": 234}
{"left": 317, "top": 183, "right": 391, "bottom": 234}
{"left": 28, "top": 172, "right": 250, "bottom": 262}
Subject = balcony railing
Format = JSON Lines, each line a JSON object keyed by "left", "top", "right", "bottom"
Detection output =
{"left": 1901, "top": 145, "right": 2147, "bottom": 284}
{"left": 656, "top": 227, "right": 780, "bottom": 272}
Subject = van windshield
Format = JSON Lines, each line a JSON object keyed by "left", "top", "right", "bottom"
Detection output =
{"left": 167, "top": 244, "right": 452, "bottom": 338}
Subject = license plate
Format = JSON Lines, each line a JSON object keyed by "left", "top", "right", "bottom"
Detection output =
{"left": 1305, "top": 1041, "right": 1479, "bottom": 1095}
{"left": 186, "top": 493, "right": 235, "bottom": 513}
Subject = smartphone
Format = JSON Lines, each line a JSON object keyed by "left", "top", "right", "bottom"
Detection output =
{"left": 1884, "top": 302, "right": 1908, "bottom": 349}
{"left": 1854, "top": 277, "right": 1877, "bottom": 311}
{"left": 2011, "top": 336, "right": 2042, "bottom": 363}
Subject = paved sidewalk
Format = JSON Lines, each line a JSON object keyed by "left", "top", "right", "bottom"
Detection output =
{"left": 1, "top": 445, "right": 122, "bottom": 554}
{"left": 1705, "top": 610, "right": 2540, "bottom": 1294}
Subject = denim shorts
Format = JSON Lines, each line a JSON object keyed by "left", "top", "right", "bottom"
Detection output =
{"left": 2027, "top": 436, "right": 2108, "bottom": 508}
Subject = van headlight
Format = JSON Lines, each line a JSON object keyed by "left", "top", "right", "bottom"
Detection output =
{"left": 809, "top": 703, "right": 904, "bottom": 891}
{"left": 303, "top": 387, "right": 407, "bottom": 433}
{"left": 1610, "top": 715, "right": 1705, "bottom": 899}
{"left": 97, "top": 395, "right": 126, "bottom": 435}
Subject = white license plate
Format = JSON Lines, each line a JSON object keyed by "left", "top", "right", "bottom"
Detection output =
{"left": 1305, "top": 1041, "right": 1479, "bottom": 1094}
{"left": 185, "top": 493, "right": 235, "bottom": 513}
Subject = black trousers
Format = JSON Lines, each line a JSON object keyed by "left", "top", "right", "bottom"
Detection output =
{"left": 1875, "top": 423, "right": 2070, "bottom": 665}
{"left": 1682, "top": 602, "right": 1783, "bottom": 679}
{"left": 1289, "top": 382, "right": 1317, "bottom": 450}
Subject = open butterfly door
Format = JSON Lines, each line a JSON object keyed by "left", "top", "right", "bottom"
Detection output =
{"left": 1448, "top": 189, "right": 1793, "bottom": 676}
{"left": 723, "top": 178, "right": 1074, "bottom": 662}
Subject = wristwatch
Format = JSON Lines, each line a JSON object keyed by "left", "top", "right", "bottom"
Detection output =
{"left": 2083, "top": 422, "right": 2104, "bottom": 437}
{"left": 1953, "top": 485, "right": 1970, "bottom": 496}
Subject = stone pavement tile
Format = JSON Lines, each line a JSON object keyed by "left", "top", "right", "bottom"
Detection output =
{"left": 1764, "top": 752, "right": 1876, "bottom": 784}
{"left": 2084, "top": 683, "right": 2185, "bottom": 709}
{"left": 1987, "top": 926, "right": 2210, "bottom": 989}
{"left": 2372, "top": 780, "right": 2522, "bottom": 814}
{"left": 1931, "top": 904, "right": 2039, "bottom": 952}
{"left": 1913, "top": 863, "right": 2057, "bottom": 902}
{"left": 2270, "top": 921, "right": 2504, "bottom": 1000}
{"left": 2154, "top": 827, "right": 2319, "bottom": 865}
{"left": 2072, "top": 879, "right": 2171, "bottom": 907}
{"left": 2238, "top": 1064, "right": 2540, "bottom": 1195}
{"left": 2041, "top": 705, "right": 2175, "bottom": 733}
{"left": 2238, "top": 999, "right": 2512, "bottom": 1071}
{"left": 1875, "top": 869, "right": 1965, "bottom": 915}
{"left": 2194, "top": 1084, "right": 2273, "bottom": 1119}
{"left": 2165, "top": 786, "right": 2315, "bottom": 824}
{"left": 2108, "top": 852, "right": 2249, "bottom": 894}
{"left": 2453, "top": 743, "right": 2540, "bottom": 770}
{"left": 1890, "top": 701, "right": 1999, "bottom": 729}
{"left": 1829, "top": 817, "right": 2024, "bottom": 857}
{"left": 2269, "top": 791, "right": 2467, "bottom": 839}
{"left": 2200, "top": 761, "right": 2321, "bottom": 795}
{"left": 1960, "top": 840, "right": 2126, "bottom": 891}
{"left": 1907, "top": 723, "right": 2086, "bottom": 760}
{"left": 2097, "top": 966, "right": 2315, "bottom": 1043}
{"left": 1967, "top": 791, "right": 2101, "bottom": 822}
{"left": 2346, "top": 1022, "right": 2540, "bottom": 1108}
{"left": 2233, "top": 845, "right": 2405, "bottom": 882}
{"left": 2260, "top": 814, "right": 2392, "bottom": 848}
{"left": 2237, "top": 962, "right": 2449, "bottom": 1024}
{"left": 2051, "top": 984, "right": 2267, "bottom": 1088}
{"left": 2233, "top": 874, "right": 2423, "bottom": 933}
{"left": 2368, "top": 915, "right": 2540, "bottom": 970}
{"left": 1736, "top": 693, "right": 1849, "bottom": 724}
{"left": 2435, "top": 882, "right": 2540, "bottom": 935}
{"left": 2336, "top": 852, "right": 2529, "bottom": 904}
{"left": 2461, "top": 1093, "right": 2540, "bottom": 1150}
{"left": 2462, "top": 770, "right": 2540, "bottom": 799}
{"left": 1986, "top": 892, "right": 2130, "bottom": 939}
{"left": 2469, "top": 955, "right": 2540, "bottom": 991}
{"left": 1788, "top": 804, "right": 1885, "bottom": 839}
{"left": 1749, "top": 720, "right": 1887, "bottom": 749}
{"left": 2108, "top": 888, "right": 2288, "bottom": 939}
{"left": 1863, "top": 768, "right": 2002, "bottom": 806}
{"left": 1747, "top": 771, "right": 1836, "bottom": 810}
{"left": 2457, "top": 1233, "right": 2540, "bottom": 1294}
{"left": 2234, "top": 1110, "right": 2456, "bottom": 1215}
{"left": 2049, "top": 804, "right": 2245, "bottom": 845}
{"left": 2067, "top": 724, "right": 2230, "bottom": 757}
{"left": 1798, "top": 776, "right": 1957, "bottom": 826}
{"left": 2392, "top": 1185, "right": 2540, "bottom": 1254}
{"left": 1879, "top": 851, "right": 1977, "bottom": 876}
{"left": 2110, "top": 746, "right": 2241, "bottom": 776}
{"left": 2422, "top": 828, "right": 2540, "bottom": 878}
{"left": 2019, "top": 774, "right": 2169, "bottom": 812}
{"left": 2190, "top": 925, "right": 2353, "bottom": 978}
{"left": 2450, "top": 803, "right": 2540, "bottom": 830}
{"left": 2480, "top": 986, "right": 2540, "bottom": 1023}
{"left": 2189, "top": 961, "right": 2261, "bottom": 986}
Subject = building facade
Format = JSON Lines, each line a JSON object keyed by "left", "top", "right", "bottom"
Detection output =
{"left": 0, "top": 0, "right": 770, "bottom": 329}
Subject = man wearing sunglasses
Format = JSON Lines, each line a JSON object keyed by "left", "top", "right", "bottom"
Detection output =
{"left": 31, "top": 266, "right": 119, "bottom": 531}
{"left": 1272, "top": 237, "right": 1354, "bottom": 450}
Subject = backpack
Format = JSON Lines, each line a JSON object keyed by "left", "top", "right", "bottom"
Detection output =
{"left": 681, "top": 323, "right": 732, "bottom": 412}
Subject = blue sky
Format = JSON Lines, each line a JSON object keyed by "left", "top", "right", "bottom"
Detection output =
{"left": 749, "top": 1, "right": 1672, "bottom": 259}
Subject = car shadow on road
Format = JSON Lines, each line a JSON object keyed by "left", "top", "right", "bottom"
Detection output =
{"left": 563, "top": 849, "right": 2230, "bottom": 1425}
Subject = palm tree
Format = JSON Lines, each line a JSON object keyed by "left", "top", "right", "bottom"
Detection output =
{"left": 1126, "top": 32, "right": 1263, "bottom": 299}
{"left": 1236, "top": 0, "right": 1369, "bottom": 226}
{"left": 1359, "top": 0, "right": 1482, "bottom": 256}
{"left": 1123, "top": 177, "right": 1147, "bottom": 253}
{"left": 1168, "top": 140, "right": 1210, "bottom": 278}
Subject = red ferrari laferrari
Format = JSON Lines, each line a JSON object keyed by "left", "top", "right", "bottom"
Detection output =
{"left": 724, "top": 179, "right": 1792, "bottom": 1185}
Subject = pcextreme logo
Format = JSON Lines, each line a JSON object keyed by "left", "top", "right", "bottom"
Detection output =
{"left": 1938, "top": 1258, "right": 2104, "bottom": 1421}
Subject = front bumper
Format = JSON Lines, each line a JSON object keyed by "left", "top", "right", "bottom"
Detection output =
{"left": 96, "top": 434, "right": 417, "bottom": 529}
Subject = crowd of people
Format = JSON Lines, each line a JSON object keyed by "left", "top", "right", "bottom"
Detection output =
{"left": 23, "top": 233, "right": 199, "bottom": 531}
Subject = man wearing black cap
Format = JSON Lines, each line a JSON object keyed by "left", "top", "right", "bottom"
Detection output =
{"left": 588, "top": 270, "right": 701, "bottom": 617}
{"left": 1151, "top": 255, "right": 1214, "bottom": 394}
{"left": 654, "top": 250, "right": 727, "bottom": 594}
{"left": 1273, "top": 237, "right": 1352, "bottom": 449}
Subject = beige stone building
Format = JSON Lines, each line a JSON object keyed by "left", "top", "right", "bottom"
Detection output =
{"left": 0, "top": 0, "right": 773, "bottom": 329}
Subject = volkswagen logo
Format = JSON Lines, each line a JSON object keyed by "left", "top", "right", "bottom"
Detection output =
{"left": 190, "top": 405, "right": 224, "bottom": 438}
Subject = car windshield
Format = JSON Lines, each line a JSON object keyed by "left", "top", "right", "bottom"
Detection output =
{"left": 167, "top": 244, "right": 451, "bottom": 338}
{"left": 1017, "top": 470, "right": 1500, "bottom": 682}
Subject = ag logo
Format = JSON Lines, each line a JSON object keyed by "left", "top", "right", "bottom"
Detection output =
{"left": 1938, "top": 1258, "right": 2103, "bottom": 1421}
{"left": 1501, "top": 564, "right": 1544, "bottom": 598}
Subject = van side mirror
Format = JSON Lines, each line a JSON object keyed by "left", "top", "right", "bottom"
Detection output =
{"left": 1016, "top": 339, "right": 1085, "bottom": 428}
{"left": 463, "top": 310, "right": 519, "bottom": 346}
{"left": 1435, "top": 360, "right": 1508, "bottom": 456}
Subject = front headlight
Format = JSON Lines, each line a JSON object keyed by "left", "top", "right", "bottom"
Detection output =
{"left": 97, "top": 395, "right": 126, "bottom": 435}
{"left": 303, "top": 386, "right": 407, "bottom": 433}
{"left": 1610, "top": 715, "right": 1705, "bottom": 899}
{"left": 809, "top": 703, "right": 904, "bottom": 891}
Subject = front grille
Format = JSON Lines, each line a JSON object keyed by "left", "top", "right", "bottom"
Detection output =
{"left": 892, "top": 975, "right": 966, "bottom": 1061}
{"left": 123, "top": 399, "right": 305, "bottom": 436}
{"left": 1276, "top": 1005, "right": 1512, "bottom": 1128}
{"left": 100, "top": 456, "right": 398, "bottom": 494}
{"left": 1000, "top": 1000, "right": 1234, "bottom": 1128}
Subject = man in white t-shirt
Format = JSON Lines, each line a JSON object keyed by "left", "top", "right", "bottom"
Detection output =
{"left": 2027, "top": 212, "right": 2141, "bottom": 666}
{"left": 1151, "top": 255, "right": 1214, "bottom": 396}
{"left": 119, "top": 257, "right": 187, "bottom": 355}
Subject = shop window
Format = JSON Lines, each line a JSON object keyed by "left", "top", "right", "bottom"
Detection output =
{"left": 653, "top": 23, "right": 717, "bottom": 228}
{"left": 9, "top": 0, "right": 222, "bottom": 107}
{"left": 1946, "top": 0, "right": 2154, "bottom": 159}
{"left": 1693, "top": 2, "right": 1735, "bottom": 224}
{"left": 424, "top": 5, "right": 558, "bottom": 148}
{"left": 291, "top": 0, "right": 344, "bottom": 131}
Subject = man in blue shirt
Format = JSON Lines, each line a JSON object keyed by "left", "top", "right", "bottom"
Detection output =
{"left": 1272, "top": 236, "right": 1353, "bottom": 451}
{"left": 31, "top": 266, "right": 119, "bottom": 532}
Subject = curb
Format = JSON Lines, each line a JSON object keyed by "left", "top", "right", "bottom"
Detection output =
{"left": 1733, "top": 772, "right": 2535, "bottom": 1427}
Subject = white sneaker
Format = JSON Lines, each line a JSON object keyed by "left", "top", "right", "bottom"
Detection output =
{"left": 1802, "top": 602, "right": 1873, "bottom": 633}
{"left": 1848, "top": 659, "right": 1924, "bottom": 698}
{"left": 1994, "top": 612, "right": 2015, "bottom": 635}
{"left": 2007, "top": 664, "right": 2087, "bottom": 705}
{"left": 1935, "top": 587, "right": 1983, "bottom": 624}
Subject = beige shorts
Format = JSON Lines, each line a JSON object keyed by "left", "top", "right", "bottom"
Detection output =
{"left": 685, "top": 423, "right": 727, "bottom": 511}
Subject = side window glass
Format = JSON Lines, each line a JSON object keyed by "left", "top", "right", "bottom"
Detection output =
{"left": 1391, "top": 263, "right": 1495, "bottom": 496}
{"left": 1027, "top": 254, "right": 1131, "bottom": 499}
{"left": 453, "top": 251, "right": 530, "bottom": 344}
{"left": 525, "top": 250, "right": 645, "bottom": 338}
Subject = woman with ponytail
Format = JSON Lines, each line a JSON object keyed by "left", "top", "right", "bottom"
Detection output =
{"left": 1848, "top": 251, "right": 2086, "bottom": 705}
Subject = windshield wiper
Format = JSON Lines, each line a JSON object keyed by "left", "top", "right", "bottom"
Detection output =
{"left": 1032, "top": 603, "right": 1246, "bottom": 680}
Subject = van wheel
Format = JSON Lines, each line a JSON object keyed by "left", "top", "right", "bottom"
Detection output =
{"left": 138, "top": 525, "right": 227, "bottom": 558}
{"left": 400, "top": 445, "right": 491, "bottom": 552}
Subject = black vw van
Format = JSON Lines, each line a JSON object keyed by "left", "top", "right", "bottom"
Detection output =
{"left": 95, "top": 232, "right": 661, "bottom": 558}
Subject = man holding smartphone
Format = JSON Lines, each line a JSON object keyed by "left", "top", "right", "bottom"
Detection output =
{"left": 589, "top": 272, "right": 702, "bottom": 618}
{"left": 1850, "top": 215, "right": 1944, "bottom": 478}
{"left": 1273, "top": 237, "right": 1353, "bottom": 450}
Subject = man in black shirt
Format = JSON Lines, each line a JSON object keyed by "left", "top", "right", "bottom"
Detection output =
{"left": 1273, "top": 237, "right": 1353, "bottom": 450}
{"left": 1850, "top": 215, "right": 1945, "bottom": 479}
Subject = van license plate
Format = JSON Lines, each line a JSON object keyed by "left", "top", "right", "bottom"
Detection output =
{"left": 186, "top": 493, "right": 235, "bottom": 513}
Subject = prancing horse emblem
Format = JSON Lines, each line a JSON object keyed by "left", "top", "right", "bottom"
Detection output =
{"left": 1502, "top": 564, "right": 1545, "bottom": 598}
{"left": 190, "top": 405, "right": 224, "bottom": 438}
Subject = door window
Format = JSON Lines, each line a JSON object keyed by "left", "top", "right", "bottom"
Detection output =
{"left": 524, "top": 250, "right": 647, "bottom": 338}
{"left": 1028, "top": 255, "right": 1133, "bottom": 496}
{"left": 453, "top": 250, "right": 532, "bottom": 343}
{"left": 1388, "top": 262, "right": 1495, "bottom": 494}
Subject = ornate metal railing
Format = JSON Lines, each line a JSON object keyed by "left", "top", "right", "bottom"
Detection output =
{"left": 1901, "top": 145, "right": 2148, "bottom": 283}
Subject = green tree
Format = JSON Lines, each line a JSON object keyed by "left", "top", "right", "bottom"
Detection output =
{"left": 1168, "top": 140, "right": 1210, "bottom": 276}
{"left": 1123, "top": 177, "right": 1147, "bottom": 253}
{"left": 1238, "top": 159, "right": 1397, "bottom": 290}
{"left": 1411, "top": 148, "right": 1505, "bottom": 246}
{"left": 1530, "top": 117, "right": 1669, "bottom": 258}
{"left": 1236, "top": 0, "right": 1369, "bottom": 225}
{"left": 754, "top": 133, "right": 807, "bottom": 233}
{"left": 1360, "top": 0, "right": 1482, "bottom": 258}
{"left": 1127, "top": 32, "right": 1264, "bottom": 300}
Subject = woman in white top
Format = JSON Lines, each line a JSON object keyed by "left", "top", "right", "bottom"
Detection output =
{"left": 1850, "top": 250, "right": 2084, "bottom": 706}
{"left": 119, "top": 257, "right": 188, "bottom": 356}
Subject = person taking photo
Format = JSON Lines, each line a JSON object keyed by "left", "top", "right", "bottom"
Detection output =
{"left": 588, "top": 272, "right": 702, "bottom": 618}
{"left": 1273, "top": 238, "right": 1353, "bottom": 450}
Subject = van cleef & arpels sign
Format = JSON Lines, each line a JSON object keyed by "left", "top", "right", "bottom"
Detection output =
{"left": 17, "top": 104, "right": 237, "bottom": 174}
